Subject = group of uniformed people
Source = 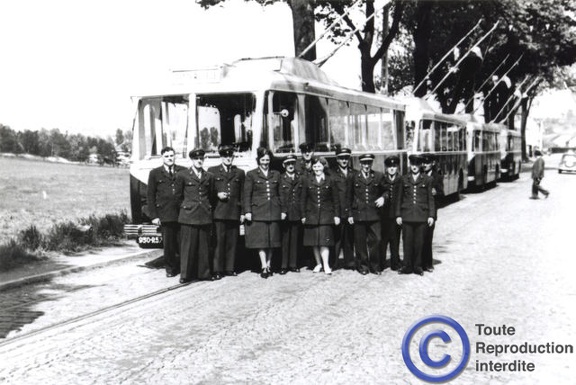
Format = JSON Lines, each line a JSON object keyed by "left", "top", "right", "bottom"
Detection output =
{"left": 147, "top": 143, "right": 444, "bottom": 284}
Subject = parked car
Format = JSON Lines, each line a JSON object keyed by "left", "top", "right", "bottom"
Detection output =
{"left": 558, "top": 152, "right": 576, "bottom": 174}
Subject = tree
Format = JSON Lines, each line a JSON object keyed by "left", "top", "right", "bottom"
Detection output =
{"left": 18, "top": 130, "right": 40, "bottom": 155}
{"left": 0, "top": 124, "right": 20, "bottom": 153}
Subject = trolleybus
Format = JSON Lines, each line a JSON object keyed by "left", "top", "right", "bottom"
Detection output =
{"left": 463, "top": 115, "right": 501, "bottom": 189}
{"left": 499, "top": 125, "right": 522, "bottom": 180}
{"left": 124, "top": 56, "right": 408, "bottom": 247}
{"left": 403, "top": 97, "right": 468, "bottom": 198}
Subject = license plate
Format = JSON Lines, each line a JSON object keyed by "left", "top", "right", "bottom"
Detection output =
{"left": 137, "top": 236, "right": 163, "bottom": 246}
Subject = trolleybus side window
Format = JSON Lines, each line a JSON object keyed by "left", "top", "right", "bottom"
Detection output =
{"left": 328, "top": 99, "right": 350, "bottom": 150}
{"left": 196, "top": 93, "right": 255, "bottom": 153}
{"left": 304, "top": 95, "right": 330, "bottom": 152}
{"left": 418, "top": 120, "right": 432, "bottom": 152}
{"left": 137, "top": 96, "right": 189, "bottom": 160}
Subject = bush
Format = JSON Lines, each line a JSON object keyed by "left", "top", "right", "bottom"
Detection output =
{"left": 0, "top": 239, "right": 42, "bottom": 272}
{"left": 0, "top": 211, "right": 131, "bottom": 271}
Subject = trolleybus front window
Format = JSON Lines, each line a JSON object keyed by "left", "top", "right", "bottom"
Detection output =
{"left": 136, "top": 96, "right": 189, "bottom": 160}
{"left": 196, "top": 93, "right": 255, "bottom": 154}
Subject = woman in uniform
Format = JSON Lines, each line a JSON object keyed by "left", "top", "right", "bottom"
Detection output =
{"left": 243, "top": 147, "right": 283, "bottom": 278}
{"left": 300, "top": 157, "right": 340, "bottom": 275}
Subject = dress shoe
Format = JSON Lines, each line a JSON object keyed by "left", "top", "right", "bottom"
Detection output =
{"left": 529, "top": 196, "right": 539, "bottom": 200}
{"left": 391, "top": 265, "right": 400, "bottom": 271}
{"left": 324, "top": 267, "right": 333, "bottom": 275}
{"left": 545, "top": 192, "right": 550, "bottom": 199}
{"left": 424, "top": 266, "right": 434, "bottom": 272}
{"left": 224, "top": 271, "right": 237, "bottom": 276}
{"left": 359, "top": 269, "right": 369, "bottom": 275}
{"left": 398, "top": 268, "right": 413, "bottom": 275}
{"left": 289, "top": 267, "right": 300, "bottom": 273}
{"left": 166, "top": 272, "right": 177, "bottom": 278}
{"left": 312, "top": 264, "right": 322, "bottom": 273}
{"left": 414, "top": 268, "right": 424, "bottom": 276}
{"left": 279, "top": 269, "right": 288, "bottom": 275}
{"left": 260, "top": 269, "right": 269, "bottom": 279}
{"left": 179, "top": 278, "right": 190, "bottom": 284}
{"left": 212, "top": 273, "right": 222, "bottom": 280}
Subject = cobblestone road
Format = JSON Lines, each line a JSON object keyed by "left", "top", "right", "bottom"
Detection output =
{"left": 0, "top": 171, "right": 574, "bottom": 385}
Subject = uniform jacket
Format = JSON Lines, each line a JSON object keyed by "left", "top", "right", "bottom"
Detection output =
{"left": 395, "top": 173, "right": 436, "bottom": 222}
{"left": 381, "top": 173, "right": 401, "bottom": 219}
{"left": 332, "top": 166, "right": 354, "bottom": 218}
{"left": 147, "top": 164, "right": 187, "bottom": 222}
{"left": 347, "top": 170, "right": 386, "bottom": 222}
{"left": 296, "top": 159, "right": 313, "bottom": 176}
{"left": 279, "top": 172, "right": 303, "bottom": 221}
{"left": 175, "top": 168, "right": 216, "bottom": 225}
{"left": 426, "top": 169, "right": 445, "bottom": 201}
{"left": 243, "top": 167, "right": 282, "bottom": 222}
{"left": 300, "top": 174, "right": 340, "bottom": 225}
{"left": 532, "top": 157, "right": 545, "bottom": 180}
{"left": 207, "top": 164, "right": 245, "bottom": 221}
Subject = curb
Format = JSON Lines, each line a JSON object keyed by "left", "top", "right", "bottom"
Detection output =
{"left": 0, "top": 248, "right": 162, "bottom": 292}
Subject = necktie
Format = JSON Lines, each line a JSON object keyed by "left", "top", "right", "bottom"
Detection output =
{"left": 169, "top": 167, "right": 173, "bottom": 177}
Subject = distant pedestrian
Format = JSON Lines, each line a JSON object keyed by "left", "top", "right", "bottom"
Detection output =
{"left": 279, "top": 154, "right": 303, "bottom": 274}
{"left": 208, "top": 144, "right": 245, "bottom": 280}
{"left": 301, "top": 157, "right": 340, "bottom": 275}
{"left": 176, "top": 149, "right": 216, "bottom": 283}
{"left": 421, "top": 153, "right": 444, "bottom": 272}
{"left": 243, "top": 147, "right": 282, "bottom": 279}
{"left": 347, "top": 153, "right": 386, "bottom": 275}
{"left": 147, "top": 146, "right": 186, "bottom": 278}
{"left": 396, "top": 155, "right": 436, "bottom": 276}
{"left": 380, "top": 155, "right": 402, "bottom": 271}
{"left": 530, "top": 150, "right": 550, "bottom": 199}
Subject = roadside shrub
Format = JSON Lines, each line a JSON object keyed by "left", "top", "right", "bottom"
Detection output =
{"left": 0, "top": 239, "right": 42, "bottom": 272}
{"left": 18, "top": 225, "right": 43, "bottom": 250}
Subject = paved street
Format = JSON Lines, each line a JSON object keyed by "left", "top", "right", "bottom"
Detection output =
{"left": 0, "top": 169, "right": 575, "bottom": 385}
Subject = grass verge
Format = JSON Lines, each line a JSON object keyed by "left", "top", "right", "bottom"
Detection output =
{"left": 0, "top": 211, "right": 130, "bottom": 272}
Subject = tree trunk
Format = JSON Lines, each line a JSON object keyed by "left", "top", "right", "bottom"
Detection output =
{"left": 289, "top": 0, "right": 317, "bottom": 61}
{"left": 520, "top": 97, "right": 531, "bottom": 162}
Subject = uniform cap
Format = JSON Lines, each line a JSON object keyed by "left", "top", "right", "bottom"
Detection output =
{"left": 359, "top": 153, "right": 375, "bottom": 162}
{"left": 408, "top": 154, "right": 423, "bottom": 165}
{"left": 336, "top": 147, "right": 352, "bottom": 157}
{"left": 218, "top": 144, "right": 234, "bottom": 157}
{"left": 283, "top": 154, "right": 297, "bottom": 164}
{"left": 299, "top": 142, "right": 313, "bottom": 152}
{"left": 421, "top": 153, "right": 435, "bottom": 163}
{"left": 384, "top": 155, "right": 400, "bottom": 167}
{"left": 189, "top": 148, "right": 206, "bottom": 159}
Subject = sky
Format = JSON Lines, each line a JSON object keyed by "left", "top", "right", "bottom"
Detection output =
{"left": 0, "top": 0, "right": 363, "bottom": 139}
{"left": 1, "top": 0, "right": 570, "bottom": 139}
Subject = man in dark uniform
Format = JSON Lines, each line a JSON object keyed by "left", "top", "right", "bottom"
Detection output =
{"left": 396, "top": 154, "right": 436, "bottom": 276}
{"left": 176, "top": 148, "right": 216, "bottom": 283}
{"left": 147, "top": 146, "right": 186, "bottom": 278}
{"left": 207, "top": 145, "right": 245, "bottom": 280}
{"left": 279, "top": 154, "right": 302, "bottom": 274}
{"left": 332, "top": 147, "right": 355, "bottom": 270}
{"left": 380, "top": 155, "right": 402, "bottom": 271}
{"left": 421, "top": 153, "right": 444, "bottom": 272}
{"left": 296, "top": 142, "right": 314, "bottom": 176}
{"left": 347, "top": 153, "right": 386, "bottom": 275}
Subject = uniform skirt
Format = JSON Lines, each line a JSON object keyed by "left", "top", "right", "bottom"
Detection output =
{"left": 303, "top": 225, "right": 334, "bottom": 247}
{"left": 245, "top": 220, "right": 281, "bottom": 249}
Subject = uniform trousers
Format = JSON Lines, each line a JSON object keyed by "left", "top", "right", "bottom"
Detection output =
{"left": 180, "top": 224, "right": 212, "bottom": 281}
{"left": 213, "top": 220, "right": 239, "bottom": 273}
{"left": 422, "top": 223, "right": 435, "bottom": 269}
{"left": 354, "top": 220, "right": 381, "bottom": 273}
{"left": 381, "top": 217, "right": 401, "bottom": 270}
{"left": 281, "top": 221, "right": 301, "bottom": 269}
{"left": 161, "top": 221, "right": 180, "bottom": 275}
{"left": 402, "top": 222, "right": 426, "bottom": 272}
{"left": 333, "top": 220, "right": 355, "bottom": 269}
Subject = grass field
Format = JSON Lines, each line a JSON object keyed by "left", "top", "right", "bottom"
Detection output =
{"left": 0, "top": 156, "right": 130, "bottom": 243}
